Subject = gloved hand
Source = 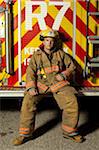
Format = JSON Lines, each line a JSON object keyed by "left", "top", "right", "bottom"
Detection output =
{"left": 28, "top": 88, "right": 38, "bottom": 96}
{"left": 55, "top": 73, "right": 67, "bottom": 81}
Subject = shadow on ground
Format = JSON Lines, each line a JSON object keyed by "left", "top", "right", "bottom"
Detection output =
{"left": 78, "top": 96, "right": 99, "bottom": 136}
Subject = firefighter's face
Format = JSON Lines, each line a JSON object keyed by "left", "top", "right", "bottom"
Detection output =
{"left": 43, "top": 37, "right": 55, "bottom": 50}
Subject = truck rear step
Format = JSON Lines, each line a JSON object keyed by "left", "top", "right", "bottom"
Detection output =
{"left": 0, "top": 86, "right": 99, "bottom": 97}
{"left": 79, "top": 87, "right": 99, "bottom": 96}
{"left": 0, "top": 87, "right": 25, "bottom": 97}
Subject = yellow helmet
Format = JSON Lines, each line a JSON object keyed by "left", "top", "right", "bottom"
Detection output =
{"left": 40, "top": 29, "right": 59, "bottom": 41}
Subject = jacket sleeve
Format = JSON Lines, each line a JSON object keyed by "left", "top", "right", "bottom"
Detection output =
{"left": 61, "top": 53, "right": 76, "bottom": 78}
{"left": 26, "top": 53, "right": 37, "bottom": 90}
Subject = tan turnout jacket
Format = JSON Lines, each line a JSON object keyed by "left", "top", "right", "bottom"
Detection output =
{"left": 26, "top": 48, "right": 76, "bottom": 93}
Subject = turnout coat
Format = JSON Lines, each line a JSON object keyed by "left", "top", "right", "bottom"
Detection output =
{"left": 26, "top": 48, "right": 76, "bottom": 94}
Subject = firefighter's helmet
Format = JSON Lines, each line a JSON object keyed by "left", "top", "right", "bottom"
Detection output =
{"left": 40, "top": 29, "right": 59, "bottom": 41}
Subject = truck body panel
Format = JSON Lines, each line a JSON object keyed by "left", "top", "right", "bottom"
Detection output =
{"left": 0, "top": 0, "right": 99, "bottom": 96}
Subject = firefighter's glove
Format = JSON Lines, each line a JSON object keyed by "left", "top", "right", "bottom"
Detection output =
{"left": 28, "top": 87, "right": 38, "bottom": 96}
{"left": 55, "top": 73, "right": 67, "bottom": 81}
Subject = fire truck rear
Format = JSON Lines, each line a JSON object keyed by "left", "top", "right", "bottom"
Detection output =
{"left": 0, "top": 0, "right": 99, "bottom": 97}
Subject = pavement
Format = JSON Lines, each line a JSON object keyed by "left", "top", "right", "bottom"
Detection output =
{"left": 0, "top": 96, "right": 99, "bottom": 150}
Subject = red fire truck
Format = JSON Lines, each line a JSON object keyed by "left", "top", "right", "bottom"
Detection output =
{"left": 0, "top": 0, "right": 99, "bottom": 97}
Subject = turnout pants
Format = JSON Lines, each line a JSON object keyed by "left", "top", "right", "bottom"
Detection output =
{"left": 19, "top": 86, "right": 78, "bottom": 137}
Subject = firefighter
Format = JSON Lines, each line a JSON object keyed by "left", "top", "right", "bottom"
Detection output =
{"left": 12, "top": 29, "right": 85, "bottom": 145}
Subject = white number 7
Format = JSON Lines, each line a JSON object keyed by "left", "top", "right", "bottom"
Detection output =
{"left": 49, "top": 2, "right": 70, "bottom": 30}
